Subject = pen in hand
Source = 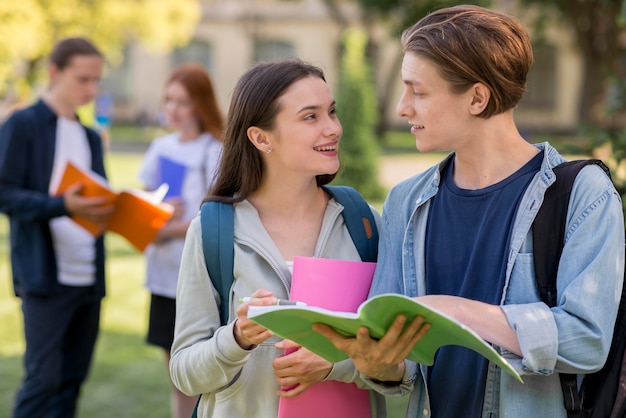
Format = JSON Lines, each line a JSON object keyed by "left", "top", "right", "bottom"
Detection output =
{"left": 239, "top": 297, "right": 307, "bottom": 306}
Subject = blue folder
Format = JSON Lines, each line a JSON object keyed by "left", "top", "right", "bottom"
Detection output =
{"left": 158, "top": 156, "right": 187, "bottom": 199}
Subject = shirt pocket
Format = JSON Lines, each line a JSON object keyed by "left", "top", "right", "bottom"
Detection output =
{"left": 505, "top": 252, "right": 542, "bottom": 304}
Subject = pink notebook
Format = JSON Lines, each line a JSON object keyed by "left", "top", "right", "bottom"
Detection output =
{"left": 277, "top": 256, "right": 376, "bottom": 418}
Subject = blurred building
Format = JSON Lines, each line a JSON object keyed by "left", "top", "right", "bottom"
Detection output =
{"left": 101, "top": 0, "right": 590, "bottom": 134}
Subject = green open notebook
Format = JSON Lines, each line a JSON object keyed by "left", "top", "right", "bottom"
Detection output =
{"left": 248, "top": 293, "right": 523, "bottom": 383}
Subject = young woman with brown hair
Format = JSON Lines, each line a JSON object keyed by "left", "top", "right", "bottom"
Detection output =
{"left": 169, "top": 59, "right": 383, "bottom": 418}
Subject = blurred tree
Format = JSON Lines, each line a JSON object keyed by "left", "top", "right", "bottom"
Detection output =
{"left": 516, "top": 0, "right": 626, "bottom": 217}
{"left": 334, "top": 28, "right": 385, "bottom": 200}
{"left": 0, "top": 0, "right": 200, "bottom": 109}
{"left": 518, "top": 0, "right": 626, "bottom": 126}
{"left": 357, "top": 0, "right": 490, "bottom": 36}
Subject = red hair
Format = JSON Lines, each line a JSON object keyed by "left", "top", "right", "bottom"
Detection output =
{"left": 166, "top": 63, "right": 224, "bottom": 141}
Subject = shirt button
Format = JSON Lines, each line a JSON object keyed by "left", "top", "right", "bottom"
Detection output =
{"left": 423, "top": 409, "right": 429, "bottom": 416}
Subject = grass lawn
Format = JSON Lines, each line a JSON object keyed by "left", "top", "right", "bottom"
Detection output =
{"left": 0, "top": 150, "right": 411, "bottom": 418}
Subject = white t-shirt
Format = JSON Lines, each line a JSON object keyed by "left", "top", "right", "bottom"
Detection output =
{"left": 48, "top": 117, "right": 97, "bottom": 287}
{"left": 138, "top": 132, "right": 222, "bottom": 298}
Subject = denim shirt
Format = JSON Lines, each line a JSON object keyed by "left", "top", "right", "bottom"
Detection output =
{"left": 363, "top": 143, "right": 625, "bottom": 418}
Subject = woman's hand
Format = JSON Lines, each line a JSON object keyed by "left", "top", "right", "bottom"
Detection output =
{"left": 233, "top": 288, "right": 276, "bottom": 349}
{"left": 273, "top": 339, "right": 332, "bottom": 398}
{"left": 313, "top": 314, "right": 430, "bottom": 382}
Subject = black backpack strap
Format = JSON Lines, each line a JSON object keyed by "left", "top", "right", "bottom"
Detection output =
{"left": 532, "top": 160, "right": 606, "bottom": 306}
{"left": 532, "top": 159, "right": 609, "bottom": 417}
{"left": 200, "top": 201, "right": 235, "bottom": 326}
{"left": 322, "top": 185, "right": 379, "bottom": 262}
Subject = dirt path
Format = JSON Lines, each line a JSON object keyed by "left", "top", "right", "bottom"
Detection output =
{"left": 378, "top": 153, "right": 443, "bottom": 189}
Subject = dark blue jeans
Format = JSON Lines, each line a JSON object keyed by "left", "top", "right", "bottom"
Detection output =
{"left": 12, "top": 286, "right": 101, "bottom": 418}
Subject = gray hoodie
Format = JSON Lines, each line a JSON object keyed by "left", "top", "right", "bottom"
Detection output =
{"left": 170, "top": 197, "right": 386, "bottom": 417}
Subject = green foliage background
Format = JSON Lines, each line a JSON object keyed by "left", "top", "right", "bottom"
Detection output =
{"left": 334, "top": 28, "right": 385, "bottom": 200}
{"left": 0, "top": 0, "right": 200, "bottom": 101}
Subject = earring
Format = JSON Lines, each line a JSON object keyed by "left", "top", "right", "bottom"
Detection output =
{"left": 265, "top": 148, "right": 272, "bottom": 154}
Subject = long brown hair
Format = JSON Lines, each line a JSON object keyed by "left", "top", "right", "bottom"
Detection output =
{"left": 205, "top": 59, "right": 335, "bottom": 204}
{"left": 166, "top": 63, "right": 224, "bottom": 141}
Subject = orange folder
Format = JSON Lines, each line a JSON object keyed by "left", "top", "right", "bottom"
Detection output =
{"left": 55, "top": 162, "right": 174, "bottom": 252}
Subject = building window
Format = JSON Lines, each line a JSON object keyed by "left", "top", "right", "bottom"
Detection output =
{"left": 100, "top": 47, "right": 132, "bottom": 103}
{"left": 172, "top": 40, "right": 214, "bottom": 74}
{"left": 253, "top": 40, "right": 296, "bottom": 62}
{"left": 519, "top": 44, "right": 557, "bottom": 110}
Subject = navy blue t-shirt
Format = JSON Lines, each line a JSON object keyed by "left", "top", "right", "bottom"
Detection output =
{"left": 424, "top": 152, "right": 542, "bottom": 418}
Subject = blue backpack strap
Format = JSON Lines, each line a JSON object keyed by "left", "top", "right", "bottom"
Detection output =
{"left": 322, "top": 185, "right": 379, "bottom": 262}
{"left": 194, "top": 188, "right": 376, "bottom": 418}
{"left": 200, "top": 201, "right": 235, "bottom": 326}
{"left": 199, "top": 187, "right": 377, "bottom": 326}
